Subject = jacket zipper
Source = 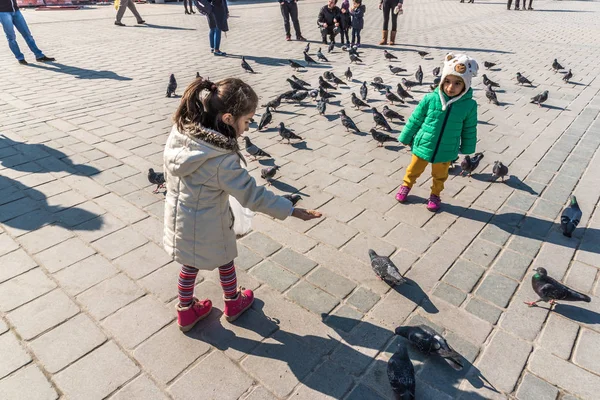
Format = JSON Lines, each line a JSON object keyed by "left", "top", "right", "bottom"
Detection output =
{"left": 430, "top": 104, "right": 452, "bottom": 163}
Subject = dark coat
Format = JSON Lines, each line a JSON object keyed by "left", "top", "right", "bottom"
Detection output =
{"left": 0, "top": 0, "right": 19, "bottom": 12}
{"left": 339, "top": 8, "right": 352, "bottom": 30}
{"left": 317, "top": 5, "right": 341, "bottom": 27}
{"left": 196, "top": 0, "right": 229, "bottom": 32}
{"left": 382, "top": 0, "right": 402, "bottom": 7}
{"left": 350, "top": 4, "right": 366, "bottom": 30}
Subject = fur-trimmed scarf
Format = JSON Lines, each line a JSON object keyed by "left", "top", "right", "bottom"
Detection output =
{"left": 182, "top": 124, "right": 240, "bottom": 153}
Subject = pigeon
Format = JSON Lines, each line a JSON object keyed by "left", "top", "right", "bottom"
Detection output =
{"left": 243, "top": 137, "right": 271, "bottom": 161}
{"left": 326, "top": 40, "right": 335, "bottom": 53}
{"left": 373, "top": 76, "right": 384, "bottom": 84}
{"left": 282, "top": 194, "right": 302, "bottom": 205}
{"left": 396, "top": 83, "right": 414, "bottom": 100}
{"left": 360, "top": 81, "right": 368, "bottom": 100}
{"left": 516, "top": 72, "right": 533, "bottom": 86}
{"left": 525, "top": 267, "right": 591, "bottom": 307}
{"left": 291, "top": 75, "right": 310, "bottom": 87}
{"left": 262, "top": 96, "right": 282, "bottom": 111}
{"left": 257, "top": 107, "right": 273, "bottom": 131}
{"left": 319, "top": 76, "right": 336, "bottom": 91}
{"left": 148, "top": 168, "right": 166, "bottom": 193}
{"left": 382, "top": 105, "right": 405, "bottom": 121}
{"left": 492, "top": 160, "right": 508, "bottom": 182}
{"left": 371, "top": 81, "right": 388, "bottom": 91}
{"left": 349, "top": 53, "right": 362, "bottom": 64}
{"left": 387, "top": 344, "right": 416, "bottom": 400}
{"left": 304, "top": 51, "right": 317, "bottom": 65}
{"left": 485, "top": 85, "right": 499, "bottom": 106}
{"left": 371, "top": 129, "right": 396, "bottom": 147}
{"left": 482, "top": 74, "right": 499, "bottom": 88}
{"left": 401, "top": 78, "right": 419, "bottom": 91}
{"left": 530, "top": 90, "right": 549, "bottom": 107}
{"left": 384, "top": 50, "right": 398, "bottom": 60}
{"left": 278, "top": 122, "right": 302, "bottom": 143}
{"left": 351, "top": 93, "right": 369, "bottom": 109}
{"left": 261, "top": 166, "right": 279, "bottom": 185}
{"left": 309, "top": 89, "right": 319, "bottom": 101}
{"left": 316, "top": 48, "right": 328, "bottom": 62}
{"left": 348, "top": 46, "right": 360, "bottom": 56}
{"left": 552, "top": 58, "right": 564, "bottom": 73}
{"left": 288, "top": 59, "right": 303, "bottom": 70}
{"left": 389, "top": 65, "right": 407, "bottom": 75}
{"left": 289, "top": 90, "right": 309, "bottom": 103}
{"left": 319, "top": 86, "right": 336, "bottom": 100}
{"left": 460, "top": 152, "right": 484, "bottom": 176}
{"left": 317, "top": 98, "right": 327, "bottom": 115}
{"left": 395, "top": 325, "right": 463, "bottom": 371}
{"left": 417, "top": 50, "right": 429, "bottom": 59}
{"left": 345, "top": 67, "right": 353, "bottom": 81}
{"left": 241, "top": 56, "right": 255, "bottom": 73}
{"left": 323, "top": 71, "right": 334, "bottom": 81}
{"left": 287, "top": 78, "right": 307, "bottom": 91}
{"left": 304, "top": 42, "right": 310, "bottom": 54}
{"left": 560, "top": 195, "right": 582, "bottom": 238}
{"left": 369, "top": 249, "right": 405, "bottom": 285}
{"left": 415, "top": 66, "right": 423, "bottom": 85}
{"left": 484, "top": 61, "right": 496, "bottom": 69}
{"left": 279, "top": 90, "right": 296, "bottom": 100}
{"left": 166, "top": 74, "right": 177, "bottom": 97}
{"left": 563, "top": 69, "right": 573, "bottom": 83}
{"left": 372, "top": 107, "right": 392, "bottom": 131}
{"left": 430, "top": 76, "right": 441, "bottom": 91}
{"left": 385, "top": 88, "right": 404, "bottom": 104}
{"left": 339, "top": 110, "right": 360, "bottom": 133}
{"left": 330, "top": 73, "right": 345, "bottom": 86}
{"left": 432, "top": 66, "right": 441, "bottom": 77}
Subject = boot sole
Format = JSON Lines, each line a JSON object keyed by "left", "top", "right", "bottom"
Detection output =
{"left": 225, "top": 298, "right": 255, "bottom": 322}
{"left": 178, "top": 309, "right": 212, "bottom": 332}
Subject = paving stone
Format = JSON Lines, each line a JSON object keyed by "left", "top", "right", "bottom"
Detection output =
{"left": 0, "top": 330, "right": 31, "bottom": 379}
{"left": 462, "top": 239, "right": 501, "bottom": 268}
{"left": 326, "top": 305, "right": 363, "bottom": 333}
{"left": 270, "top": 247, "right": 317, "bottom": 276}
{"left": 386, "top": 223, "right": 438, "bottom": 254}
{"left": 491, "top": 249, "right": 533, "bottom": 281}
{"left": 433, "top": 283, "right": 466, "bottom": 307}
{"left": 292, "top": 361, "right": 354, "bottom": 400}
{"left": 250, "top": 260, "right": 299, "bottom": 292}
{"left": 0, "top": 319, "right": 7, "bottom": 334}
{"left": 565, "top": 261, "right": 597, "bottom": 294}
{"left": 234, "top": 244, "right": 264, "bottom": 271}
{"left": 508, "top": 235, "right": 543, "bottom": 259}
{"left": 349, "top": 209, "right": 398, "bottom": 238}
{"left": 54, "top": 254, "right": 118, "bottom": 296}
{"left": 0, "top": 249, "right": 37, "bottom": 283}
{"left": 318, "top": 197, "right": 365, "bottom": 223}
{"left": 102, "top": 296, "right": 174, "bottom": 349}
{"left": 0, "top": 268, "right": 56, "bottom": 312}
{"left": 111, "top": 375, "right": 168, "bottom": 400}
{"left": 34, "top": 237, "right": 96, "bottom": 273}
{"left": 138, "top": 262, "right": 182, "bottom": 303}
{"left": 506, "top": 192, "right": 537, "bottom": 212}
{"left": 244, "top": 386, "right": 277, "bottom": 400}
{"left": 0, "top": 365, "right": 58, "bottom": 400}
{"left": 17, "top": 224, "right": 73, "bottom": 254}
{"left": 75, "top": 213, "right": 127, "bottom": 243}
{"left": 573, "top": 328, "right": 600, "bottom": 375}
{"left": 307, "top": 266, "right": 357, "bottom": 298}
{"left": 92, "top": 226, "right": 148, "bottom": 260}
{"left": 442, "top": 258, "right": 485, "bottom": 293}
{"left": 539, "top": 313, "right": 579, "bottom": 360}
{"left": 77, "top": 273, "right": 145, "bottom": 320}
{"left": 475, "top": 273, "right": 518, "bottom": 308}
{"left": 347, "top": 286, "right": 381, "bottom": 313}
{"left": 307, "top": 218, "right": 358, "bottom": 248}
{"left": 114, "top": 241, "right": 171, "bottom": 279}
{"left": 240, "top": 231, "right": 282, "bottom": 257}
{"left": 324, "top": 179, "right": 368, "bottom": 201}
{"left": 465, "top": 297, "right": 503, "bottom": 324}
{"left": 478, "top": 224, "right": 513, "bottom": 246}
{"left": 93, "top": 192, "right": 147, "bottom": 224}
{"left": 516, "top": 373, "right": 559, "bottom": 400}
{"left": 53, "top": 341, "right": 139, "bottom": 400}
{"left": 30, "top": 314, "right": 106, "bottom": 373}
{"left": 286, "top": 280, "right": 339, "bottom": 315}
{"left": 342, "top": 231, "right": 397, "bottom": 263}
{"left": 345, "top": 384, "right": 387, "bottom": 400}
{"left": 1, "top": 209, "right": 56, "bottom": 238}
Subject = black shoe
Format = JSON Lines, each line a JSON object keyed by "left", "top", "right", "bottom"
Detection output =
{"left": 137, "top": 20, "right": 146, "bottom": 24}
{"left": 36, "top": 56, "right": 55, "bottom": 62}
{"left": 115, "top": 21, "right": 126, "bottom": 26}
{"left": 18, "top": 59, "right": 28, "bottom": 65}
{"left": 185, "top": 10, "right": 190, "bottom": 14}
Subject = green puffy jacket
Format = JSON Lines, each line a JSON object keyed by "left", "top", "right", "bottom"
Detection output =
{"left": 398, "top": 87, "right": 478, "bottom": 163}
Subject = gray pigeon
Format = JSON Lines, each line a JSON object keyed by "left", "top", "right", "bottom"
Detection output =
{"left": 430, "top": 76, "right": 441, "bottom": 91}
{"left": 372, "top": 107, "right": 392, "bottom": 131}
{"left": 291, "top": 75, "right": 310, "bottom": 87}
{"left": 396, "top": 83, "right": 414, "bottom": 100}
{"left": 316, "top": 48, "right": 328, "bottom": 62}
{"left": 257, "top": 107, "right": 272, "bottom": 131}
{"left": 317, "top": 98, "right": 327, "bottom": 115}
{"left": 552, "top": 58, "right": 564, "bottom": 72}
{"left": 373, "top": 76, "right": 384, "bottom": 84}
{"left": 309, "top": 89, "right": 319, "bottom": 101}
{"left": 288, "top": 59, "right": 303, "bottom": 70}
{"left": 560, "top": 195, "right": 582, "bottom": 238}
{"left": 432, "top": 66, "right": 440, "bottom": 77}
{"left": 148, "top": 168, "right": 166, "bottom": 193}
{"left": 287, "top": 78, "right": 306, "bottom": 91}
{"left": 563, "top": 69, "right": 573, "bottom": 83}
{"left": 384, "top": 50, "right": 398, "bottom": 60}
{"left": 261, "top": 96, "right": 282, "bottom": 111}
{"left": 241, "top": 56, "right": 254, "bottom": 73}
{"left": 395, "top": 325, "right": 463, "bottom": 371}
{"left": 278, "top": 122, "right": 303, "bottom": 143}
{"left": 261, "top": 166, "right": 279, "bottom": 185}
{"left": 304, "top": 42, "right": 310, "bottom": 54}
{"left": 349, "top": 53, "right": 362, "bottom": 64}
{"left": 387, "top": 344, "right": 416, "bottom": 400}
{"left": 243, "top": 137, "right": 271, "bottom": 160}
{"left": 360, "top": 81, "right": 368, "bottom": 100}
{"left": 371, "top": 81, "right": 387, "bottom": 91}
{"left": 516, "top": 72, "right": 533, "bottom": 86}
{"left": 401, "top": 78, "right": 419, "bottom": 91}
{"left": 483, "top": 61, "right": 496, "bottom": 69}
{"left": 339, "top": 110, "right": 360, "bottom": 133}
{"left": 385, "top": 88, "right": 403, "bottom": 105}
{"left": 382, "top": 105, "right": 404, "bottom": 121}
{"left": 304, "top": 51, "right": 317, "bottom": 65}
{"left": 482, "top": 74, "right": 499, "bottom": 88}
{"left": 166, "top": 74, "right": 177, "bottom": 97}
{"left": 525, "top": 267, "right": 591, "bottom": 307}
{"left": 328, "top": 40, "right": 335, "bottom": 53}
{"left": 492, "top": 160, "right": 508, "bottom": 182}
{"left": 485, "top": 84, "right": 499, "bottom": 105}
{"left": 530, "top": 90, "right": 549, "bottom": 107}
{"left": 369, "top": 249, "right": 405, "bottom": 285}
{"left": 415, "top": 66, "right": 423, "bottom": 85}
{"left": 351, "top": 92, "right": 369, "bottom": 109}
{"left": 345, "top": 67, "right": 352, "bottom": 81}
{"left": 460, "top": 152, "right": 484, "bottom": 176}
{"left": 282, "top": 194, "right": 302, "bottom": 205}
{"left": 319, "top": 86, "right": 336, "bottom": 100}
{"left": 319, "top": 76, "right": 336, "bottom": 91}
{"left": 371, "top": 129, "right": 396, "bottom": 147}
{"left": 417, "top": 50, "right": 429, "bottom": 59}
{"left": 389, "top": 65, "right": 407, "bottom": 75}
{"left": 289, "top": 90, "right": 309, "bottom": 103}
{"left": 330, "top": 73, "right": 345, "bottom": 86}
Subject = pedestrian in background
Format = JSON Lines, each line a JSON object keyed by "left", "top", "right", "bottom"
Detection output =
{"left": 196, "top": 0, "right": 229, "bottom": 56}
{"left": 279, "top": 0, "right": 306, "bottom": 41}
{"left": 184, "top": 0, "right": 196, "bottom": 15}
{"left": 349, "top": 0, "right": 365, "bottom": 47}
{"left": 317, "top": 0, "right": 341, "bottom": 44}
{"left": 114, "top": 0, "right": 146, "bottom": 26}
{"left": 339, "top": 0, "right": 351, "bottom": 47}
{"left": 378, "top": 0, "right": 402, "bottom": 45}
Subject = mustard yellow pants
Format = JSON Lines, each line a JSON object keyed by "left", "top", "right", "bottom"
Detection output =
{"left": 402, "top": 155, "right": 451, "bottom": 196}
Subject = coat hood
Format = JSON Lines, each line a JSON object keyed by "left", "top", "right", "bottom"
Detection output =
{"left": 164, "top": 125, "right": 241, "bottom": 178}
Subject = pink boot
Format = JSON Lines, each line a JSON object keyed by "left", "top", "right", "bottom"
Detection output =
{"left": 427, "top": 194, "right": 442, "bottom": 212}
{"left": 395, "top": 186, "right": 411, "bottom": 203}
{"left": 224, "top": 287, "right": 254, "bottom": 322}
{"left": 177, "top": 298, "right": 212, "bottom": 332}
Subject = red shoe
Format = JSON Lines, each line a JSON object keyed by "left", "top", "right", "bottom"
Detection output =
{"left": 285, "top": 35, "right": 291, "bottom": 41}
{"left": 395, "top": 186, "right": 411, "bottom": 203}
{"left": 223, "top": 288, "right": 254, "bottom": 322}
{"left": 177, "top": 298, "right": 212, "bottom": 332}
{"left": 426, "top": 194, "right": 442, "bottom": 212}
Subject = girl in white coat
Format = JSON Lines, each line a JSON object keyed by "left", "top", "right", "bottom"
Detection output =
{"left": 164, "top": 78, "right": 321, "bottom": 332}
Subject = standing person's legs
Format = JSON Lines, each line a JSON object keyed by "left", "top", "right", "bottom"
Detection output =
{"left": 0, "top": 12, "right": 25, "bottom": 61}
{"left": 127, "top": 0, "right": 144, "bottom": 23}
{"left": 527, "top": 0, "right": 533, "bottom": 10}
{"left": 507, "top": 0, "right": 512, "bottom": 10}
{"left": 381, "top": 4, "right": 391, "bottom": 45}
{"left": 328, "top": 27, "right": 336, "bottom": 44}
{"left": 176, "top": 265, "right": 212, "bottom": 332}
{"left": 515, "top": 0, "right": 520, "bottom": 9}
{"left": 116, "top": 0, "right": 129, "bottom": 23}
{"left": 351, "top": 27, "right": 357, "bottom": 45}
{"left": 356, "top": 29, "right": 361, "bottom": 45}
{"left": 430, "top": 161, "right": 451, "bottom": 196}
{"left": 280, "top": 3, "right": 291, "bottom": 38}
{"left": 289, "top": 2, "right": 303, "bottom": 39}
{"left": 389, "top": 11, "right": 398, "bottom": 45}
{"left": 402, "top": 155, "right": 429, "bottom": 189}
{"left": 209, "top": 28, "right": 215, "bottom": 51}
{"left": 214, "top": 28, "right": 224, "bottom": 55}
{"left": 11, "top": 11, "right": 45, "bottom": 60}
{"left": 184, "top": 0, "right": 190, "bottom": 14}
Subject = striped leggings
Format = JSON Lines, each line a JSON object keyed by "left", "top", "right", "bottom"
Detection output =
{"left": 178, "top": 261, "right": 237, "bottom": 307}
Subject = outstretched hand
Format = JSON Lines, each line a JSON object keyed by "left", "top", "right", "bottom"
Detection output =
{"left": 292, "top": 208, "right": 323, "bottom": 221}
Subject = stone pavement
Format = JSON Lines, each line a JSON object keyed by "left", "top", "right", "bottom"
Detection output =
{"left": 1, "top": 0, "right": 600, "bottom": 398}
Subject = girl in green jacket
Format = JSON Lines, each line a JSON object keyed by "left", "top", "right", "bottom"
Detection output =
{"left": 396, "top": 53, "right": 479, "bottom": 212}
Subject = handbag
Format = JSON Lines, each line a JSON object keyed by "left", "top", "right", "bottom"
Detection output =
{"left": 229, "top": 195, "right": 255, "bottom": 237}
{"left": 194, "top": 0, "right": 213, "bottom": 16}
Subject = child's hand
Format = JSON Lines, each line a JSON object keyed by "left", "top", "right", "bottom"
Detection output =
{"left": 292, "top": 208, "right": 323, "bottom": 221}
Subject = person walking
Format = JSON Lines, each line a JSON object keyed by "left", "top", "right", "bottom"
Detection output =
{"left": 507, "top": 0, "right": 533, "bottom": 10}
{"left": 0, "top": 0, "right": 55, "bottom": 64}
{"left": 378, "top": 0, "right": 403, "bottom": 45}
{"left": 196, "top": 0, "right": 229, "bottom": 56}
{"left": 317, "top": 0, "right": 341, "bottom": 44}
{"left": 184, "top": 0, "right": 196, "bottom": 15}
{"left": 280, "top": 0, "right": 306, "bottom": 41}
{"left": 115, "top": 0, "right": 146, "bottom": 26}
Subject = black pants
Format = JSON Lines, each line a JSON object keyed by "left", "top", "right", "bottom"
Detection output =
{"left": 382, "top": 3, "right": 398, "bottom": 31}
{"left": 280, "top": 2, "right": 302, "bottom": 37}
{"left": 508, "top": 0, "right": 532, "bottom": 8}
{"left": 320, "top": 26, "right": 338, "bottom": 43}
{"left": 340, "top": 28, "right": 350, "bottom": 44}
{"left": 352, "top": 28, "right": 361, "bottom": 44}
{"left": 184, "top": 0, "right": 194, "bottom": 12}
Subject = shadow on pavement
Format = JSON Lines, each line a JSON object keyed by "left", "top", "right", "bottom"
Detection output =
{"left": 393, "top": 278, "right": 439, "bottom": 314}
{"left": 469, "top": 173, "right": 539, "bottom": 195}
{"left": 27, "top": 62, "right": 132, "bottom": 80}
{"left": 136, "top": 23, "right": 196, "bottom": 31}
{"left": 553, "top": 304, "right": 600, "bottom": 325}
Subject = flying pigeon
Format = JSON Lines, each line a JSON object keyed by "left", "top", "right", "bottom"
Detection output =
{"left": 460, "top": 152, "right": 484, "bottom": 176}
{"left": 372, "top": 107, "right": 392, "bottom": 131}
{"left": 369, "top": 249, "right": 405, "bottom": 285}
{"left": 243, "top": 137, "right": 271, "bottom": 161}
{"left": 360, "top": 81, "right": 368, "bottom": 100}
{"left": 485, "top": 85, "right": 499, "bottom": 105}
{"left": 389, "top": 65, "right": 407, "bottom": 75}
{"left": 417, "top": 50, "right": 429, "bottom": 59}
{"left": 552, "top": 58, "right": 564, "bottom": 73}
{"left": 166, "top": 74, "right": 177, "bottom": 97}
{"left": 351, "top": 93, "right": 369, "bottom": 109}
{"left": 241, "top": 56, "right": 254, "bottom": 73}
{"left": 385, "top": 88, "right": 404, "bottom": 104}
{"left": 349, "top": 53, "right": 362, "bottom": 64}
{"left": 148, "top": 168, "right": 166, "bottom": 193}
{"left": 319, "top": 76, "right": 336, "bottom": 91}
{"left": 415, "top": 66, "right": 423, "bottom": 85}
{"left": 371, "top": 129, "right": 396, "bottom": 147}
{"left": 345, "top": 67, "right": 353, "bottom": 81}
{"left": 291, "top": 75, "right": 310, "bottom": 87}
{"left": 304, "top": 51, "right": 317, "bottom": 65}
{"left": 396, "top": 83, "right": 414, "bottom": 100}
{"left": 328, "top": 40, "right": 335, "bottom": 53}
{"left": 257, "top": 107, "right": 273, "bottom": 131}
{"left": 287, "top": 78, "right": 306, "bottom": 91}
{"left": 483, "top": 61, "right": 496, "bottom": 69}
{"left": 525, "top": 267, "right": 591, "bottom": 307}
{"left": 339, "top": 110, "right": 360, "bottom": 133}
{"left": 560, "top": 195, "right": 582, "bottom": 238}
{"left": 262, "top": 96, "right": 282, "bottom": 111}
{"left": 401, "top": 78, "right": 419, "bottom": 91}
{"left": 317, "top": 98, "right": 327, "bottom": 115}
{"left": 384, "top": 50, "right": 397, "bottom": 60}
{"left": 278, "top": 122, "right": 302, "bottom": 143}
{"left": 382, "top": 105, "right": 404, "bottom": 121}
{"left": 492, "top": 160, "right": 508, "bottom": 182}
{"left": 432, "top": 66, "right": 441, "bottom": 77}
{"left": 530, "top": 90, "right": 549, "bottom": 107}
{"left": 288, "top": 59, "right": 303, "bottom": 71}
{"left": 261, "top": 166, "right": 279, "bottom": 185}
{"left": 282, "top": 194, "right": 302, "bottom": 206}
{"left": 516, "top": 72, "right": 533, "bottom": 86}
{"left": 316, "top": 48, "right": 328, "bottom": 62}
{"left": 387, "top": 344, "right": 416, "bottom": 400}
{"left": 563, "top": 69, "right": 573, "bottom": 83}
{"left": 395, "top": 325, "right": 463, "bottom": 371}
{"left": 482, "top": 74, "right": 499, "bottom": 88}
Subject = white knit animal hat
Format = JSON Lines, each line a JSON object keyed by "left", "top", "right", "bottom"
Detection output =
{"left": 439, "top": 53, "right": 479, "bottom": 110}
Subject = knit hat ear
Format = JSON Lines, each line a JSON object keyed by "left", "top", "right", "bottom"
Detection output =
{"left": 438, "top": 53, "right": 479, "bottom": 110}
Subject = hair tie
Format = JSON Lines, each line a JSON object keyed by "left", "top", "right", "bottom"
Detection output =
{"left": 210, "top": 84, "right": 217, "bottom": 92}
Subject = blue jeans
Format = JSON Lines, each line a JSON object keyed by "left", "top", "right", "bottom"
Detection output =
{"left": 0, "top": 10, "right": 44, "bottom": 61}
{"left": 209, "top": 28, "right": 221, "bottom": 50}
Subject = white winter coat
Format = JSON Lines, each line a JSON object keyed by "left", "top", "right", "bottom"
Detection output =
{"left": 163, "top": 125, "right": 292, "bottom": 269}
